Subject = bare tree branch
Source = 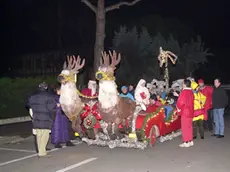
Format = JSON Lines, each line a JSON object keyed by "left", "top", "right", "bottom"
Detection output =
{"left": 105, "top": 0, "right": 142, "bottom": 13}
{"left": 81, "top": 0, "right": 97, "bottom": 13}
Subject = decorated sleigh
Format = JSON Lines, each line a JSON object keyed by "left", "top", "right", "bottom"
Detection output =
{"left": 135, "top": 105, "right": 181, "bottom": 147}
{"left": 80, "top": 101, "right": 180, "bottom": 149}
{"left": 79, "top": 50, "right": 181, "bottom": 149}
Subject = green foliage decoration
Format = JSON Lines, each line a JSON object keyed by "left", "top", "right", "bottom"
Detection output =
{"left": 0, "top": 77, "right": 57, "bottom": 119}
{"left": 112, "top": 25, "right": 213, "bottom": 84}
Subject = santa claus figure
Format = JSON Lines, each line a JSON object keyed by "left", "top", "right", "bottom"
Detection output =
{"left": 176, "top": 79, "right": 194, "bottom": 148}
{"left": 80, "top": 80, "right": 101, "bottom": 134}
{"left": 135, "top": 79, "right": 150, "bottom": 111}
{"left": 82, "top": 80, "right": 98, "bottom": 97}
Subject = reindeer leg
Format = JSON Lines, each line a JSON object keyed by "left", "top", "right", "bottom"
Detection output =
{"left": 124, "top": 118, "right": 132, "bottom": 135}
{"left": 129, "top": 106, "right": 142, "bottom": 141}
{"left": 99, "top": 121, "right": 110, "bottom": 140}
{"left": 93, "top": 128, "right": 100, "bottom": 140}
{"left": 110, "top": 123, "right": 117, "bottom": 140}
{"left": 71, "top": 115, "right": 84, "bottom": 138}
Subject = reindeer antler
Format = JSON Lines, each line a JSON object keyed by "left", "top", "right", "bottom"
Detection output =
{"left": 63, "top": 55, "right": 85, "bottom": 73}
{"left": 108, "top": 50, "right": 121, "bottom": 69}
{"left": 101, "top": 51, "right": 110, "bottom": 66}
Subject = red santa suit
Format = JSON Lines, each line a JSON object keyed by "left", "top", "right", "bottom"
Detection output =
{"left": 176, "top": 88, "right": 194, "bottom": 142}
{"left": 81, "top": 81, "right": 101, "bottom": 129}
{"left": 198, "top": 79, "right": 213, "bottom": 120}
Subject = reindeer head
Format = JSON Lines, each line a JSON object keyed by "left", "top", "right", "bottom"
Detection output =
{"left": 95, "top": 50, "right": 121, "bottom": 81}
{"left": 58, "top": 55, "right": 85, "bottom": 84}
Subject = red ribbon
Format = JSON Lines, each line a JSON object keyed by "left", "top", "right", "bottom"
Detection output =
{"left": 80, "top": 102, "right": 102, "bottom": 121}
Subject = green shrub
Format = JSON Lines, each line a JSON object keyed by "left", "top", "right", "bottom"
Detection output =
{"left": 0, "top": 77, "right": 57, "bottom": 119}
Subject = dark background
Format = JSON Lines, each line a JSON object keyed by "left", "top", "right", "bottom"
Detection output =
{"left": 2, "top": 0, "right": 230, "bottom": 82}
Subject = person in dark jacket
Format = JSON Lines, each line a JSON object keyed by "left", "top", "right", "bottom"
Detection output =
{"left": 27, "top": 82, "right": 56, "bottom": 157}
{"left": 212, "top": 78, "right": 228, "bottom": 138}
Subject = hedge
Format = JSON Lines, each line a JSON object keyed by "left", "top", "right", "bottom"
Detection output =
{"left": 0, "top": 77, "right": 57, "bottom": 119}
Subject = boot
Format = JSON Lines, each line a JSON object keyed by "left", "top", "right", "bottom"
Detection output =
{"left": 55, "top": 143, "right": 62, "bottom": 148}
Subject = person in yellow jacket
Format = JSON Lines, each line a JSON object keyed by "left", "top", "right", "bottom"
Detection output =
{"left": 191, "top": 81, "right": 207, "bottom": 139}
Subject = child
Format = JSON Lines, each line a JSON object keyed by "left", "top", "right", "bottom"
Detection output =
{"left": 120, "top": 86, "right": 135, "bottom": 101}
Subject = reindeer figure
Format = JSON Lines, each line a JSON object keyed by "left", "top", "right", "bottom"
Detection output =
{"left": 57, "top": 55, "right": 85, "bottom": 137}
{"left": 95, "top": 50, "right": 136, "bottom": 140}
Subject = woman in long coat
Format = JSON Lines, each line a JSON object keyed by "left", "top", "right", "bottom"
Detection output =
{"left": 51, "top": 85, "right": 75, "bottom": 148}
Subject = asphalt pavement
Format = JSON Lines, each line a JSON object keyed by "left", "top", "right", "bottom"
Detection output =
{"left": 0, "top": 118, "right": 230, "bottom": 172}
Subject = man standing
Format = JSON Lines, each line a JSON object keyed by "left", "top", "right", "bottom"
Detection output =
{"left": 28, "top": 82, "right": 56, "bottom": 157}
{"left": 176, "top": 79, "right": 194, "bottom": 147}
{"left": 212, "top": 78, "right": 228, "bottom": 138}
{"left": 198, "top": 79, "right": 214, "bottom": 133}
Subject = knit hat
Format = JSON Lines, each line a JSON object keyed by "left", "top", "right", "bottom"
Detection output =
{"left": 121, "top": 86, "right": 128, "bottom": 90}
{"left": 198, "top": 79, "right": 204, "bottom": 84}
{"left": 39, "top": 82, "right": 48, "bottom": 90}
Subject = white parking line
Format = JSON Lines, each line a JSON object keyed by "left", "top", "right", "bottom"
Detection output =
{"left": 0, "top": 147, "right": 36, "bottom": 153}
{"left": 56, "top": 157, "right": 97, "bottom": 172}
{"left": 0, "top": 141, "right": 82, "bottom": 167}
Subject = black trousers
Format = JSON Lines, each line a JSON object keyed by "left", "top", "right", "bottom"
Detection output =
{"left": 203, "top": 109, "right": 213, "bottom": 132}
{"left": 193, "top": 119, "right": 204, "bottom": 138}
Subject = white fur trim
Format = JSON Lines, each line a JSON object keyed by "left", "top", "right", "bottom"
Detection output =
{"left": 183, "top": 88, "right": 192, "bottom": 90}
{"left": 98, "top": 81, "right": 118, "bottom": 109}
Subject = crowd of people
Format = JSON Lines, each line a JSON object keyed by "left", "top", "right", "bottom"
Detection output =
{"left": 26, "top": 77, "right": 228, "bottom": 157}
{"left": 176, "top": 78, "right": 228, "bottom": 148}
{"left": 118, "top": 78, "right": 228, "bottom": 148}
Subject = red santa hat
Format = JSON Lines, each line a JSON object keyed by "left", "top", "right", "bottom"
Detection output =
{"left": 198, "top": 79, "right": 204, "bottom": 84}
{"left": 81, "top": 88, "right": 98, "bottom": 97}
{"left": 81, "top": 88, "right": 92, "bottom": 97}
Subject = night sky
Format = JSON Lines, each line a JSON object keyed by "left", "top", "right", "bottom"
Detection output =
{"left": 3, "top": 0, "right": 230, "bottom": 80}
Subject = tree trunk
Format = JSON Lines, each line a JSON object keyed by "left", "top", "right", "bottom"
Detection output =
{"left": 93, "top": 0, "right": 105, "bottom": 76}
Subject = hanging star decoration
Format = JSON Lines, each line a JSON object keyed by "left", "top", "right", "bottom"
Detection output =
{"left": 157, "top": 47, "right": 178, "bottom": 67}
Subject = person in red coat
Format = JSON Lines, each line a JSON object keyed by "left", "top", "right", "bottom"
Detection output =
{"left": 176, "top": 79, "right": 194, "bottom": 148}
{"left": 198, "top": 79, "right": 214, "bottom": 133}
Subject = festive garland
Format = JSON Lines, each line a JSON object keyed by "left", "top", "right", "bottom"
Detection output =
{"left": 139, "top": 105, "right": 179, "bottom": 141}
{"left": 140, "top": 106, "right": 163, "bottom": 141}
{"left": 81, "top": 103, "right": 101, "bottom": 129}
{"left": 164, "top": 106, "right": 178, "bottom": 124}
{"left": 83, "top": 115, "right": 97, "bottom": 129}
